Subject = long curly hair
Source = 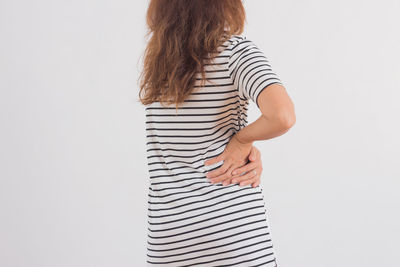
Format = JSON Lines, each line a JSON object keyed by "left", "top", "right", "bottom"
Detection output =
{"left": 138, "top": 0, "right": 246, "bottom": 110}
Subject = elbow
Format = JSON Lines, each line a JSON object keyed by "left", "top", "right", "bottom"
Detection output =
{"left": 276, "top": 111, "right": 296, "bottom": 131}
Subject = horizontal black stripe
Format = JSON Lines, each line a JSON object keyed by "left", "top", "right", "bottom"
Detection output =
{"left": 149, "top": 197, "right": 264, "bottom": 219}
{"left": 146, "top": 98, "right": 240, "bottom": 110}
{"left": 146, "top": 117, "right": 240, "bottom": 131}
{"left": 146, "top": 105, "right": 240, "bottom": 118}
{"left": 146, "top": 126, "right": 236, "bottom": 148}
{"left": 148, "top": 205, "right": 265, "bottom": 232}
{"left": 148, "top": 242, "right": 273, "bottom": 265}
{"left": 147, "top": 119, "right": 238, "bottom": 141}
{"left": 148, "top": 226, "right": 269, "bottom": 253}
{"left": 148, "top": 219, "right": 268, "bottom": 246}
{"left": 148, "top": 187, "right": 260, "bottom": 212}
{"left": 148, "top": 233, "right": 271, "bottom": 258}
{"left": 148, "top": 212, "right": 267, "bottom": 238}
{"left": 145, "top": 110, "right": 240, "bottom": 124}
{"left": 147, "top": 139, "right": 228, "bottom": 171}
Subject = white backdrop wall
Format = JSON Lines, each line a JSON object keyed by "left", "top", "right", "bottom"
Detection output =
{"left": 0, "top": 1, "right": 399, "bottom": 266}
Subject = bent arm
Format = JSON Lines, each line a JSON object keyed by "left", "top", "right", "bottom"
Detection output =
{"left": 235, "top": 83, "right": 296, "bottom": 144}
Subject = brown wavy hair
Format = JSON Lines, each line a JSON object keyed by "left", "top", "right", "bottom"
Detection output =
{"left": 138, "top": 0, "right": 246, "bottom": 110}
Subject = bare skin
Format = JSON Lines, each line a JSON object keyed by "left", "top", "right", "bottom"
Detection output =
{"left": 229, "top": 145, "right": 263, "bottom": 187}
{"left": 204, "top": 83, "right": 296, "bottom": 187}
{"left": 218, "top": 144, "right": 264, "bottom": 188}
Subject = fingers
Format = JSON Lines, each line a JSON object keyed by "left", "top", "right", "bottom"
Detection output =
{"left": 231, "top": 168, "right": 259, "bottom": 185}
{"left": 204, "top": 152, "right": 225, "bottom": 167}
{"left": 209, "top": 166, "right": 261, "bottom": 188}
{"left": 208, "top": 164, "right": 236, "bottom": 184}
{"left": 222, "top": 173, "right": 261, "bottom": 188}
{"left": 205, "top": 144, "right": 262, "bottom": 187}
{"left": 206, "top": 159, "right": 232, "bottom": 179}
{"left": 231, "top": 160, "right": 257, "bottom": 176}
{"left": 239, "top": 175, "right": 260, "bottom": 187}
{"left": 252, "top": 179, "right": 261, "bottom": 188}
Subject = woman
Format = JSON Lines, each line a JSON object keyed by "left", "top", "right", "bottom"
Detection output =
{"left": 139, "top": 0, "right": 295, "bottom": 266}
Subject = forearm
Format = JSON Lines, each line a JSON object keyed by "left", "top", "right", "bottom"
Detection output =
{"left": 235, "top": 114, "right": 291, "bottom": 144}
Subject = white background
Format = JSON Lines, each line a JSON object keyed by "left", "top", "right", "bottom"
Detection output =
{"left": 1, "top": 0, "right": 399, "bottom": 266}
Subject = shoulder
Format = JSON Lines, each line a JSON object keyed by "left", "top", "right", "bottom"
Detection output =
{"left": 226, "top": 35, "right": 262, "bottom": 59}
{"left": 226, "top": 34, "right": 246, "bottom": 50}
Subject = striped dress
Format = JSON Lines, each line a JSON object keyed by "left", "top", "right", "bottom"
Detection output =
{"left": 144, "top": 34, "right": 283, "bottom": 266}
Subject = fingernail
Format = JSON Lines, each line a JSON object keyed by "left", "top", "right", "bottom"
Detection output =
{"left": 232, "top": 170, "right": 237, "bottom": 175}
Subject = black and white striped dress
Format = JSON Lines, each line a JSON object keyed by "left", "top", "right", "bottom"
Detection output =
{"left": 145, "top": 34, "right": 283, "bottom": 266}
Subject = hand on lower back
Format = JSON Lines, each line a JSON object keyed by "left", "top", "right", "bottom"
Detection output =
{"left": 229, "top": 145, "right": 263, "bottom": 188}
{"left": 204, "top": 132, "right": 253, "bottom": 185}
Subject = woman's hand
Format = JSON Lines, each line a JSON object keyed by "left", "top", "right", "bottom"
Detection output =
{"left": 229, "top": 146, "right": 263, "bottom": 188}
{"left": 204, "top": 133, "right": 252, "bottom": 185}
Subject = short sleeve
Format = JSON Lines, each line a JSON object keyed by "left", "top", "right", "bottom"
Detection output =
{"left": 228, "top": 37, "right": 283, "bottom": 108}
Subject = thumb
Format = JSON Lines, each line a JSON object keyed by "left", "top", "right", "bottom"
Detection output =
{"left": 249, "top": 146, "right": 257, "bottom": 161}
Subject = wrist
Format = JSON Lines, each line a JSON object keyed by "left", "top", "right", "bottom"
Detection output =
{"left": 234, "top": 131, "right": 252, "bottom": 145}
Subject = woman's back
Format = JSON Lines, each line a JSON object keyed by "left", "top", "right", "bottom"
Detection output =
{"left": 145, "top": 34, "right": 282, "bottom": 266}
